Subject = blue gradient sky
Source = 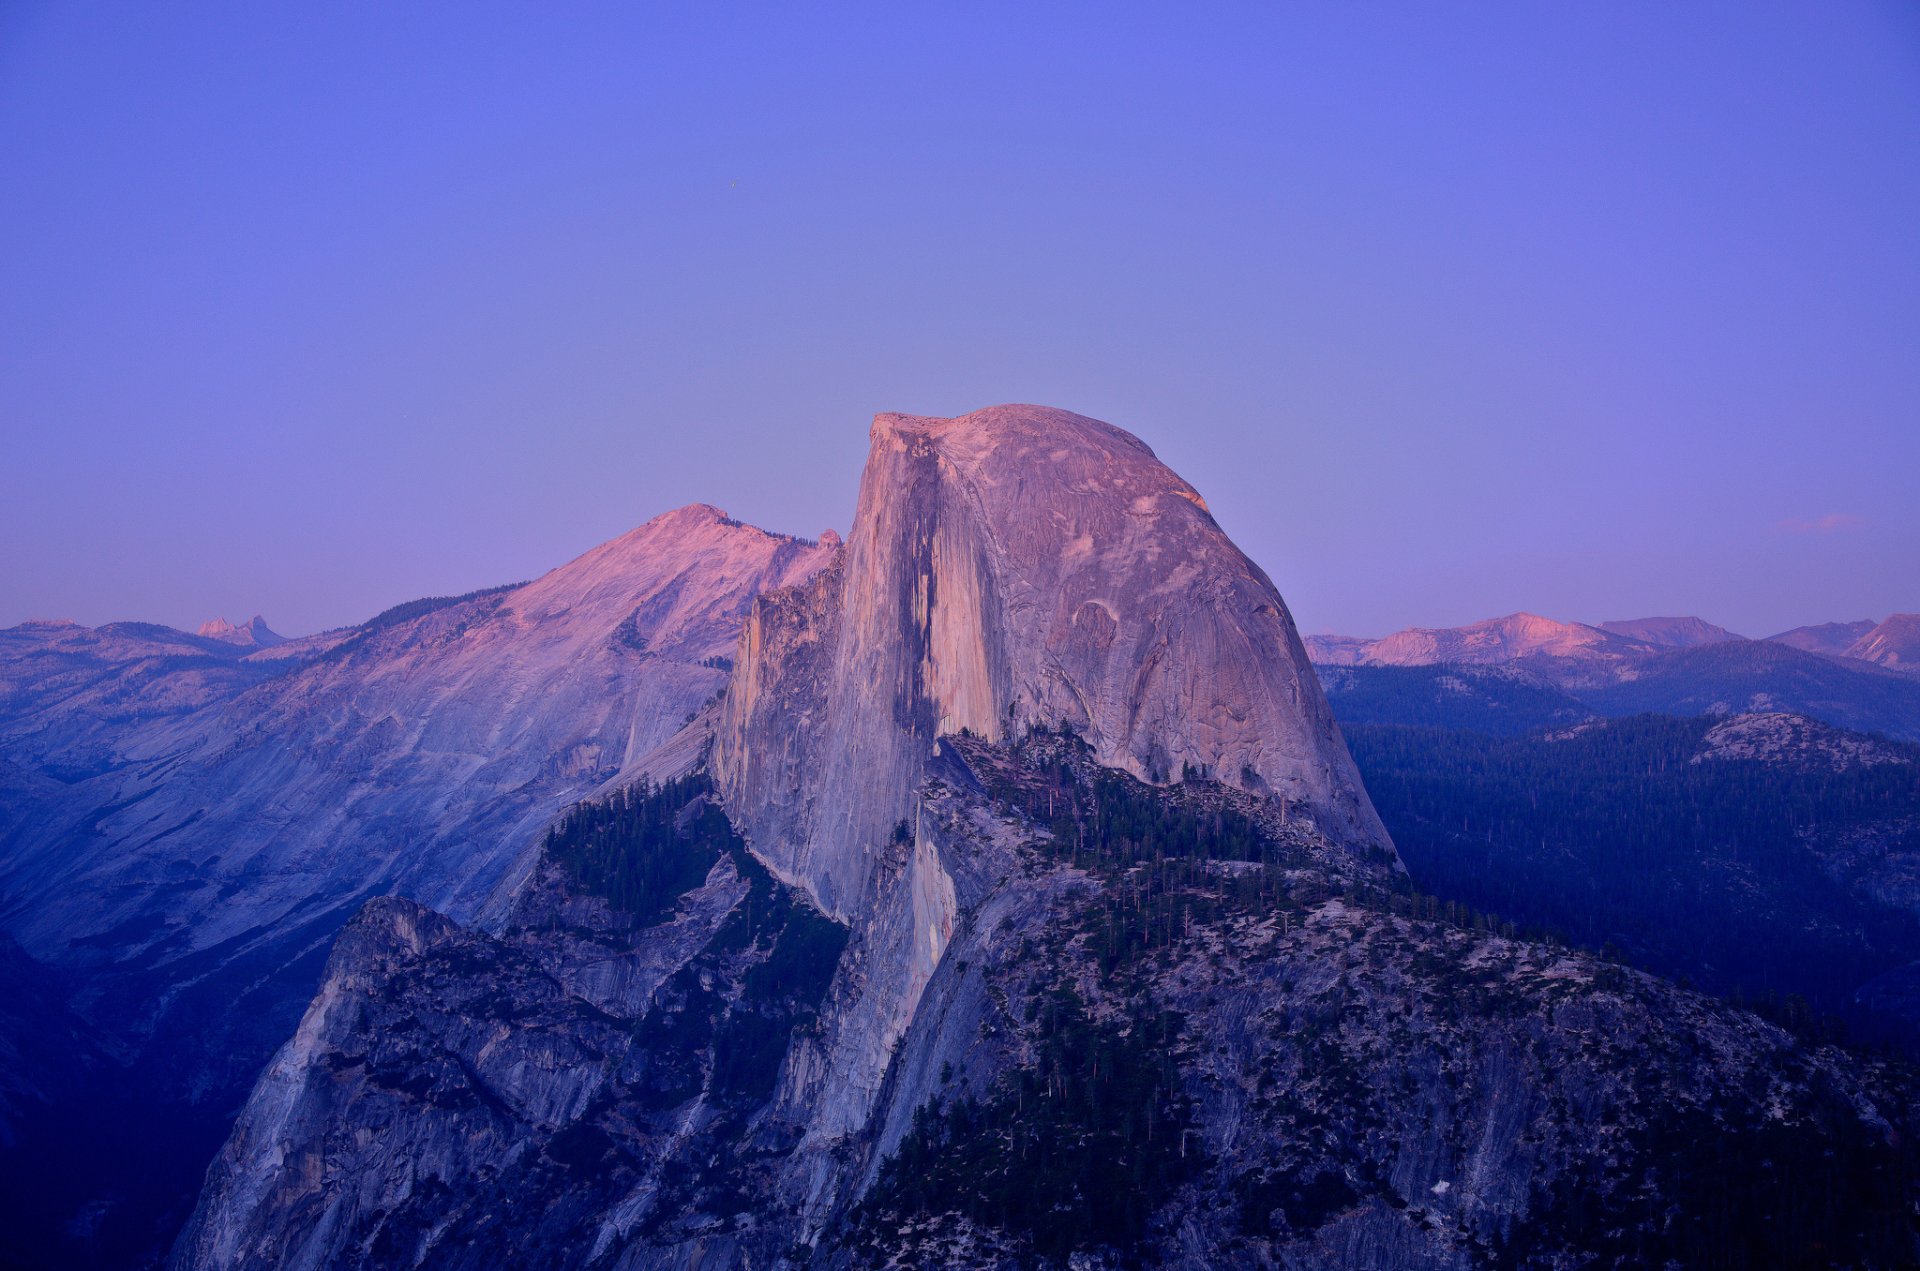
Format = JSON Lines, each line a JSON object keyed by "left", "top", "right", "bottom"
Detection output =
{"left": 3, "top": 2, "right": 1916, "bottom": 639}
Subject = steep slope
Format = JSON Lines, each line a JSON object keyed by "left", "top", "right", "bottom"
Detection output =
{"left": 0, "top": 505, "right": 832, "bottom": 1269}
{"left": 1848, "top": 613, "right": 1920, "bottom": 673}
{"left": 1765, "top": 618, "right": 1878, "bottom": 658}
{"left": 716, "top": 405, "right": 1388, "bottom": 921}
{"left": 1597, "top": 615, "right": 1743, "bottom": 647}
{"left": 709, "top": 405, "right": 1391, "bottom": 1203}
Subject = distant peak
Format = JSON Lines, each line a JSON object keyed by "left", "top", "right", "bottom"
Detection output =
{"left": 1597, "top": 616, "right": 1744, "bottom": 648}
{"left": 634, "top": 503, "right": 818, "bottom": 546}
{"left": 198, "top": 615, "right": 285, "bottom": 647}
{"left": 1476, "top": 613, "right": 1593, "bottom": 635}
{"left": 1763, "top": 619, "right": 1879, "bottom": 658}
{"left": 649, "top": 503, "right": 733, "bottom": 526}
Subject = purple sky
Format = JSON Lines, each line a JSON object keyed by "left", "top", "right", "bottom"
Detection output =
{"left": 3, "top": 3, "right": 1917, "bottom": 640}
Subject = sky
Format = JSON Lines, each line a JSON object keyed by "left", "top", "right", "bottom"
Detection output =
{"left": 2, "top": 2, "right": 1917, "bottom": 640}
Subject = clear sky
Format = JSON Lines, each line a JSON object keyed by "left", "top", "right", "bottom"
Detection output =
{"left": 3, "top": 2, "right": 1916, "bottom": 639}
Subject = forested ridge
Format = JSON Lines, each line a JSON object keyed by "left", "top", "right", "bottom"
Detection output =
{"left": 1346, "top": 715, "right": 1920, "bottom": 1038}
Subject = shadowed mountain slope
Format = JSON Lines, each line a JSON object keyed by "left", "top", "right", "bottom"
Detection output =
{"left": 0, "top": 505, "right": 832, "bottom": 1269}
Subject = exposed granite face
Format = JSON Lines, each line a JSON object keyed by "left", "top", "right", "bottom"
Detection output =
{"left": 173, "top": 737, "right": 1920, "bottom": 1271}
{"left": 716, "top": 405, "right": 1390, "bottom": 923}
{"left": 704, "top": 405, "right": 1397, "bottom": 1219}
{"left": 1694, "top": 710, "right": 1914, "bottom": 771}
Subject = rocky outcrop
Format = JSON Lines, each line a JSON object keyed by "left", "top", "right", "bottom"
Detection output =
{"left": 715, "top": 405, "right": 1389, "bottom": 922}
{"left": 1693, "top": 710, "right": 1913, "bottom": 771}
{"left": 197, "top": 616, "right": 287, "bottom": 649}
{"left": 173, "top": 778, "right": 849, "bottom": 1271}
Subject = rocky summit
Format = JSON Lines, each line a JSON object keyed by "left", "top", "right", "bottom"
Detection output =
{"left": 158, "top": 407, "right": 1920, "bottom": 1271}
{"left": 716, "top": 405, "right": 1389, "bottom": 921}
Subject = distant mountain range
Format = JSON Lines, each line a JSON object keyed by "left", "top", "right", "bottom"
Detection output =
{"left": 1309, "top": 610, "right": 1919, "bottom": 672}
{"left": 1309, "top": 611, "right": 1920, "bottom": 739}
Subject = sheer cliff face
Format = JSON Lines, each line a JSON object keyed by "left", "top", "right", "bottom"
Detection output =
{"left": 716, "top": 405, "right": 1390, "bottom": 917}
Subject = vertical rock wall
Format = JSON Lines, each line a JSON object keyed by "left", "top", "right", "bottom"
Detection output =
{"left": 715, "top": 404, "right": 1392, "bottom": 923}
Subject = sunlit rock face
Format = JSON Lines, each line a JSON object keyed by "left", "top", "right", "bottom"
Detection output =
{"left": 196, "top": 616, "right": 286, "bottom": 649}
{"left": 715, "top": 404, "right": 1391, "bottom": 920}
{"left": 1847, "top": 613, "right": 1920, "bottom": 673}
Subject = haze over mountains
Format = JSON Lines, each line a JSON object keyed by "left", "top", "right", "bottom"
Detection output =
{"left": 1308, "top": 610, "right": 1920, "bottom": 741}
{"left": 1309, "top": 609, "right": 1920, "bottom": 672}
{"left": 2, "top": 406, "right": 1917, "bottom": 1270}
{"left": 1595, "top": 615, "right": 1742, "bottom": 648}
{"left": 1765, "top": 618, "right": 1880, "bottom": 658}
